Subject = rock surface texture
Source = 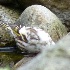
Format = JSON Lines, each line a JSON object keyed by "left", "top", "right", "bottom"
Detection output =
{"left": 0, "top": 5, "right": 20, "bottom": 24}
{"left": 0, "top": 5, "right": 21, "bottom": 47}
{"left": 0, "top": 0, "right": 70, "bottom": 32}
{"left": 15, "top": 5, "right": 67, "bottom": 42}
{"left": 0, "top": 21, "right": 15, "bottom": 47}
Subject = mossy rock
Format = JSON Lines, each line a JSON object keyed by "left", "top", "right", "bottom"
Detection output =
{"left": 0, "top": 4, "right": 21, "bottom": 47}
{"left": 0, "top": 21, "right": 16, "bottom": 47}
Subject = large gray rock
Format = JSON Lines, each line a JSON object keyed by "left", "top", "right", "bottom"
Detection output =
{"left": 14, "top": 33, "right": 70, "bottom": 70}
{"left": 15, "top": 0, "right": 70, "bottom": 32}
{"left": 0, "top": 21, "right": 15, "bottom": 47}
{"left": 52, "top": 8, "right": 70, "bottom": 32}
{"left": 0, "top": 5, "right": 21, "bottom": 47}
{"left": 15, "top": 5, "right": 67, "bottom": 42}
{"left": 0, "top": 5, "right": 20, "bottom": 24}
{"left": 0, "top": 0, "right": 70, "bottom": 32}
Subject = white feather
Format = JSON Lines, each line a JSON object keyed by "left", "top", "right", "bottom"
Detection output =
{"left": 17, "top": 26, "right": 55, "bottom": 52}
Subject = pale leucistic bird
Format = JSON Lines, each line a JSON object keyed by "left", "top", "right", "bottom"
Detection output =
{"left": 15, "top": 26, "right": 55, "bottom": 53}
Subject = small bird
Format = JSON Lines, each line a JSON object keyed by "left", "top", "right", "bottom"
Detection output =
{"left": 6, "top": 24, "right": 55, "bottom": 53}
{"left": 15, "top": 26, "right": 55, "bottom": 53}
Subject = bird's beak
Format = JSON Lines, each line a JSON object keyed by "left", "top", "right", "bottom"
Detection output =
{"left": 12, "top": 26, "right": 21, "bottom": 37}
{"left": 12, "top": 26, "right": 28, "bottom": 43}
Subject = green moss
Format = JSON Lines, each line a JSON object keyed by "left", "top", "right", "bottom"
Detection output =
{"left": 0, "top": 52, "right": 24, "bottom": 69}
{"left": 0, "top": 52, "right": 24, "bottom": 63}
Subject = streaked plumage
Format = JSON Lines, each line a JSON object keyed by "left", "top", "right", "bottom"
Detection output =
{"left": 15, "top": 26, "right": 55, "bottom": 53}
{"left": 5, "top": 23, "right": 55, "bottom": 53}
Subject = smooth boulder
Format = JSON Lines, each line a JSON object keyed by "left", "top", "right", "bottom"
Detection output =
{"left": 15, "top": 5, "right": 67, "bottom": 42}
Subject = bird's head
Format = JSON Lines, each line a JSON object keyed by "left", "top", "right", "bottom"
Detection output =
{"left": 11, "top": 25, "right": 28, "bottom": 43}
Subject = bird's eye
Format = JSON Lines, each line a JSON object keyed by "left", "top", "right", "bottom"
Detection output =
{"left": 22, "top": 34, "right": 28, "bottom": 43}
